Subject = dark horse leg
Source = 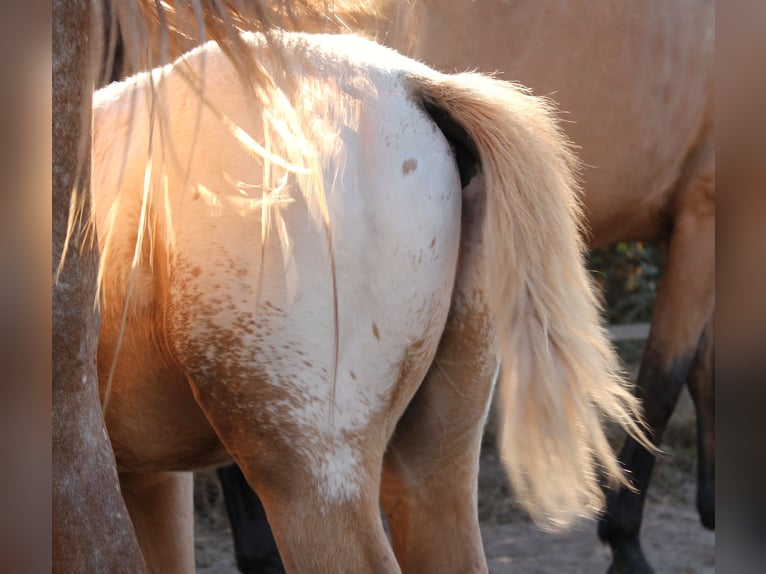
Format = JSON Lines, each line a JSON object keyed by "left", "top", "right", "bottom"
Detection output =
{"left": 598, "top": 169, "right": 715, "bottom": 573}
{"left": 52, "top": 0, "right": 145, "bottom": 570}
{"left": 217, "top": 464, "right": 285, "bottom": 574}
{"left": 687, "top": 319, "right": 715, "bottom": 529}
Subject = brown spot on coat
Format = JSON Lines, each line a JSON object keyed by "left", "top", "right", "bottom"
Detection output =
{"left": 372, "top": 323, "right": 380, "bottom": 340}
{"left": 402, "top": 158, "right": 417, "bottom": 175}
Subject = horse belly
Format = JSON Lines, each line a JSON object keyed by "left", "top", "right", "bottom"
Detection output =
{"left": 163, "top": 69, "right": 462, "bottom": 499}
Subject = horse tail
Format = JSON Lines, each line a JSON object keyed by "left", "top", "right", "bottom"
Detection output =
{"left": 412, "top": 72, "right": 651, "bottom": 529}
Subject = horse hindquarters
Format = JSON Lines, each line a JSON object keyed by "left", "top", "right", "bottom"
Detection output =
{"left": 159, "top": 43, "right": 463, "bottom": 571}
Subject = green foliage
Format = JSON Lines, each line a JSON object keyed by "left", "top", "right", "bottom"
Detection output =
{"left": 588, "top": 241, "right": 666, "bottom": 324}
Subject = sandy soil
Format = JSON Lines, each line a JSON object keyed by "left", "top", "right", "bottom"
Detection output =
{"left": 193, "top": 389, "right": 714, "bottom": 573}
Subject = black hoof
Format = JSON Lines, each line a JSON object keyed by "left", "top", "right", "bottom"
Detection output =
{"left": 241, "top": 563, "right": 286, "bottom": 574}
{"left": 606, "top": 541, "right": 654, "bottom": 574}
{"left": 697, "top": 481, "right": 715, "bottom": 530}
{"left": 699, "top": 509, "right": 715, "bottom": 530}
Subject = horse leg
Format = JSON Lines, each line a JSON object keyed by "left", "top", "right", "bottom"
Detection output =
{"left": 381, "top": 305, "right": 495, "bottom": 574}
{"left": 381, "top": 177, "right": 495, "bottom": 573}
{"left": 687, "top": 318, "right": 715, "bottom": 530}
{"left": 182, "top": 348, "right": 432, "bottom": 572}
{"left": 222, "top": 439, "right": 399, "bottom": 573}
{"left": 598, "top": 178, "right": 714, "bottom": 574}
{"left": 52, "top": 0, "right": 145, "bottom": 569}
{"left": 217, "top": 463, "right": 285, "bottom": 574}
{"left": 179, "top": 321, "right": 446, "bottom": 572}
{"left": 119, "top": 471, "right": 195, "bottom": 574}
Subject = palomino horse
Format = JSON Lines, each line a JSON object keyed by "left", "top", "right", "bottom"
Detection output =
{"left": 375, "top": 1, "right": 714, "bottom": 572}
{"left": 92, "top": 27, "right": 647, "bottom": 573}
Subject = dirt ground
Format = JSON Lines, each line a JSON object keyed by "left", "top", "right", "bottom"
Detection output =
{"left": 193, "top": 389, "right": 714, "bottom": 573}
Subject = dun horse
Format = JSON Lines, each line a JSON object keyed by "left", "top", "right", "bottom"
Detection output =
{"left": 91, "top": 27, "right": 647, "bottom": 574}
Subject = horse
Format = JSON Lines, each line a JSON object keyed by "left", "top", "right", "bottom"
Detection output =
{"left": 371, "top": 1, "right": 714, "bottom": 572}
{"left": 91, "top": 25, "right": 648, "bottom": 573}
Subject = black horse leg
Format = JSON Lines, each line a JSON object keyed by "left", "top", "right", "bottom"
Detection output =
{"left": 598, "top": 349, "right": 693, "bottom": 574}
{"left": 217, "top": 464, "right": 285, "bottom": 574}
{"left": 686, "top": 319, "right": 715, "bottom": 530}
{"left": 598, "top": 178, "right": 715, "bottom": 574}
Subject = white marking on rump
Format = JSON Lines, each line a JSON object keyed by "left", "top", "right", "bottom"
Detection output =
{"left": 316, "top": 442, "right": 362, "bottom": 504}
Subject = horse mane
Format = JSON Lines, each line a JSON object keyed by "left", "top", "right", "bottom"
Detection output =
{"left": 99, "top": 0, "right": 386, "bottom": 80}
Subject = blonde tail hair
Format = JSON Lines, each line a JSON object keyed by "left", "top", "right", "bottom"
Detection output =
{"left": 414, "top": 72, "right": 651, "bottom": 529}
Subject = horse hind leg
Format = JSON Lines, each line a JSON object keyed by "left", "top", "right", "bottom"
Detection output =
{"left": 687, "top": 318, "right": 715, "bottom": 530}
{"left": 598, "top": 171, "right": 714, "bottom": 573}
{"left": 381, "top": 300, "right": 496, "bottom": 574}
{"left": 185, "top": 368, "right": 411, "bottom": 572}
{"left": 381, "top": 175, "right": 495, "bottom": 574}
{"left": 227, "top": 436, "right": 399, "bottom": 573}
